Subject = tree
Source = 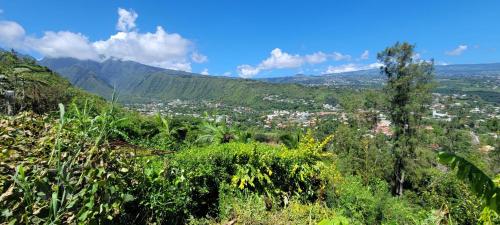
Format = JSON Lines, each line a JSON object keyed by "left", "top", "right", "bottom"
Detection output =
{"left": 377, "top": 42, "right": 434, "bottom": 196}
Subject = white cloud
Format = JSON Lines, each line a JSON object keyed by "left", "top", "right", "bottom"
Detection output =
{"left": 331, "top": 52, "right": 351, "bottom": 61}
{"left": 323, "top": 62, "right": 382, "bottom": 74}
{"left": 27, "top": 31, "right": 99, "bottom": 60}
{"left": 0, "top": 21, "right": 25, "bottom": 48}
{"left": 237, "top": 64, "right": 260, "bottom": 78}
{"left": 324, "top": 64, "right": 358, "bottom": 73}
{"left": 260, "top": 48, "right": 303, "bottom": 69}
{"left": 191, "top": 51, "right": 208, "bottom": 63}
{"left": 116, "top": 8, "right": 138, "bottom": 32}
{"left": 305, "top": 51, "right": 327, "bottom": 64}
{"left": 0, "top": 8, "right": 206, "bottom": 71}
{"left": 0, "top": 21, "right": 99, "bottom": 60}
{"left": 93, "top": 26, "right": 192, "bottom": 70}
{"left": 367, "top": 62, "right": 383, "bottom": 70}
{"left": 223, "top": 71, "right": 232, "bottom": 76}
{"left": 236, "top": 48, "right": 351, "bottom": 77}
{"left": 360, "top": 50, "right": 369, "bottom": 60}
{"left": 445, "top": 45, "right": 468, "bottom": 56}
{"left": 200, "top": 68, "right": 209, "bottom": 75}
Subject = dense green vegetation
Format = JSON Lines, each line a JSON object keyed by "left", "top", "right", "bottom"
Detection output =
{"left": 1, "top": 45, "right": 499, "bottom": 225}
{"left": 0, "top": 50, "right": 98, "bottom": 115}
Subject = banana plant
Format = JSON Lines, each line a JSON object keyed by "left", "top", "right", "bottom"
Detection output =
{"left": 196, "top": 112, "right": 238, "bottom": 145}
{"left": 438, "top": 152, "right": 499, "bottom": 215}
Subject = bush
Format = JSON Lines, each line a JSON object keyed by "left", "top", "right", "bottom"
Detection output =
{"left": 131, "top": 134, "right": 339, "bottom": 223}
{"left": 330, "top": 176, "right": 430, "bottom": 224}
{"left": 202, "top": 191, "right": 347, "bottom": 225}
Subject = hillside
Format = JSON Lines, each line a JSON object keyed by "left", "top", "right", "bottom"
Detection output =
{"left": 39, "top": 58, "right": 339, "bottom": 108}
{"left": 263, "top": 63, "right": 500, "bottom": 103}
{"left": 0, "top": 51, "right": 100, "bottom": 114}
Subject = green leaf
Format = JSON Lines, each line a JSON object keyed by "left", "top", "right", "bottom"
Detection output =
{"left": 122, "top": 193, "right": 135, "bottom": 203}
{"left": 58, "top": 103, "right": 65, "bottom": 124}
{"left": 51, "top": 191, "right": 58, "bottom": 216}
{"left": 78, "top": 210, "right": 90, "bottom": 222}
{"left": 438, "top": 151, "right": 499, "bottom": 214}
{"left": 317, "top": 217, "right": 350, "bottom": 225}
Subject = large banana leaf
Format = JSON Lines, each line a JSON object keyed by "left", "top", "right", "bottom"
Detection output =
{"left": 438, "top": 152, "right": 499, "bottom": 214}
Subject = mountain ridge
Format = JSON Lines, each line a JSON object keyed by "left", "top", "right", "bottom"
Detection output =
{"left": 39, "top": 57, "right": 338, "bottom": 108}
{"left": 262, "top": 62, "right": 500, "bottom": 84}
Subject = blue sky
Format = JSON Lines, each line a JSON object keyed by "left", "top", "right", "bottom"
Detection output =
{"left": 0, "top": 0, "right": 499, "bottom": 78}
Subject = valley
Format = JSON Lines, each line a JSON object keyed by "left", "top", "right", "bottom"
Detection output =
{"left": 1, "top": 2, "right": 499, "bottom": 223}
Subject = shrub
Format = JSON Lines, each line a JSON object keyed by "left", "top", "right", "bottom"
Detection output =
{"left": 132, "top": 133, "right": 338, "bottom": 223}
{"left": 330, "top": 176, "right": 430, "bottom": 224}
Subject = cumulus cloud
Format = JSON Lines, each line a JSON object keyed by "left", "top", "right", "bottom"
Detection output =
{"left": 222, "top": 71, "right": 232, "bottom": 76}
{"left": 200, "top": 68, "right": 209, "bottom": 75}
{"left": 0, "top": 8, "right": 204, "bottom": 71}
{"left": 236, "top": 48, "right": 351, "bottom": 77}
{"left": 27, "top": 31, "right": 99, "bottom": 60}
{"left": 116, "top": 8, "right": 138, "bottom": 32}
{"left": 237, "top": 64, "right": 261, "bottom": 78}
{"left": 93, "top": 26, "right": 192, "bottom": 70}
{"left": 191, "top": 51, "right": 208, "bottom": 63}
{"left": 445, "top": 45, "right": 468, "bottom": 56}
{"left": 360, "top": 50, "right": 369, "bottom": 60}
{"left": 260, "top": 48, "right": 303, "bottom": 69}
{"left": 323, "top": 62, "right": 382, "bottom": 74}
{"left": 0, "top": 21, "right": 25, "bottom": 48}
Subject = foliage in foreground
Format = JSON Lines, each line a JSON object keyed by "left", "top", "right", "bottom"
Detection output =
{"left": 1, "top": 45, "right": 497, "bottom": 224}
{"left": 1, "top": 103, "right": 453, "bottom": 225}
{"left": 0, "top": 102, "right": 135, "bottom": 224}
{"left": 0, "top": 102, "right": 341, "bottom": 224}
{"left": 438, "top": 152, "right": 500, "bottom": 223}
{"left": 130, "top": 134, "right": 339, "bottom": 224}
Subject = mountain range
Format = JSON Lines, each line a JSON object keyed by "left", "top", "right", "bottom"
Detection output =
{"left": 39, "top": 57, "right": 338, "bottom": 108}
{"left": 263, "top": 63, "right": 500, "bottom": 86}
{"left": 39, "top": 57, "right": 500, "bottom": 104}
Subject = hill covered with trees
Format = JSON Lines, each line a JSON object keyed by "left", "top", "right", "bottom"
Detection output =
{"left": 39, "top": 57, "right": 339, "bottom": 109}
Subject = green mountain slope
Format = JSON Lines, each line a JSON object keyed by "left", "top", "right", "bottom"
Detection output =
{"left": 39, "top": 58, "right": 338, "bottom": 107}
{"left": 0, "top": 51, "right": 101, "bottom": 114}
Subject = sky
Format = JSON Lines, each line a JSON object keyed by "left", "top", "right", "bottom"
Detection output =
{"left": 0, "top": 0, "right": 499, "bottom": 78}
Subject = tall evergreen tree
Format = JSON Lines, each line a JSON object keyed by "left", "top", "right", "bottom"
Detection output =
{"left": 377, "top": 42, "right": 434, "bottom": 196}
